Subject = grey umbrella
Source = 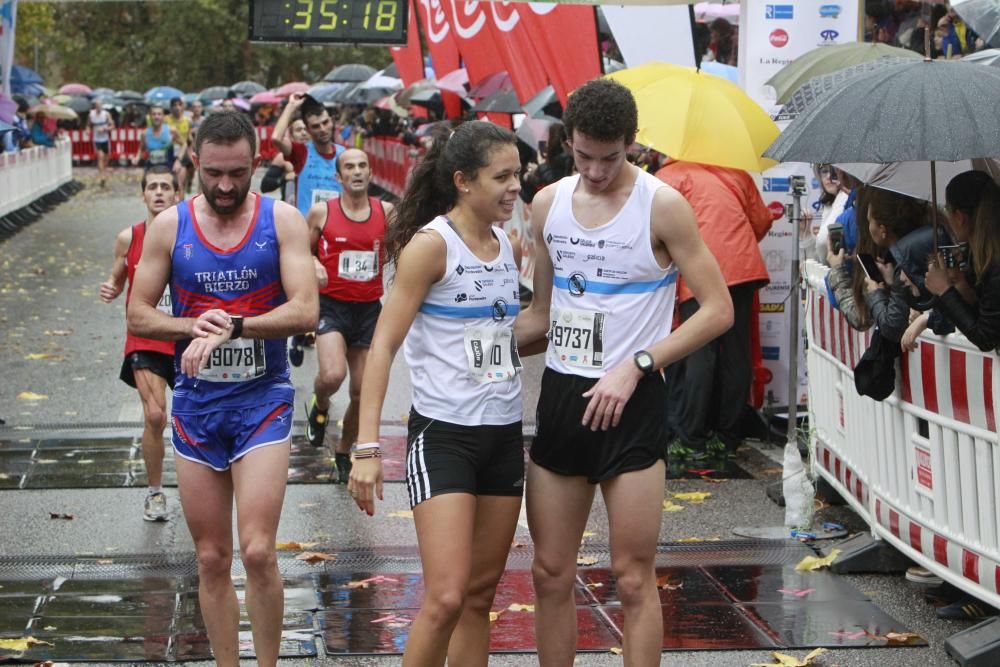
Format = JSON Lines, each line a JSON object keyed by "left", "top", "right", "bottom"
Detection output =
{"left": 324, "top": 64, "right": 377, "bottom": 83}
{"left": 231, "top": 80, "right": 265, "bottom": 97}
{"left": 962, "top": 47, "right": 1000, "bottom": 65}
{"left": 775, "top": 57, "right": 915, "bottom": 121}
{"left": 522, "top": 85, "right": 560, "bottom": 119}
{"left": 951, "top": 0, "right": 1000, "bottom": 48}
{"left": 470, "top": 89, "right": 521, "bottom": 114}
{"left": 199, "top": 86, "right": 231, "bottom": 103}
{"left": 62, "top": 96, "right": 92, "bottom": 114}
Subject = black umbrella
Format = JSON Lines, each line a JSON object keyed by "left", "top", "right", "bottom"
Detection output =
{"left": 231, "top": 80, "right": 265, "bottom": 97}
{"left": 343, "top": 86, "right": 396, "bottom": 105}
{"left": 199, "top": 86, "right": 231, "bottom": 103}
{"left": 775, "top": 57, "right": 914, "bottom": 121}
{"left": 470, "top": 89, "right": 521, "bottom": 114}
{"left": 522, "top": 85, "right": 561, "bottom": 119}
{"left": 324, "top": 64, "right": 377, "bottom": 83}
{"left": 62, "top": 96, "right": 92, "bottom": 114}
{"left": 766, "top": 58, "right": 1000, "bottom": 246}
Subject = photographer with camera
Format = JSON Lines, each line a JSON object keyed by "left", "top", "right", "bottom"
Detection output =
{"left": 922, "top": 171, "right": 1000, "bottom": 352}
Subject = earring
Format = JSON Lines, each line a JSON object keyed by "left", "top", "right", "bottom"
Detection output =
{"left": 463, "top": 188, "right": 470, "bottom": 193}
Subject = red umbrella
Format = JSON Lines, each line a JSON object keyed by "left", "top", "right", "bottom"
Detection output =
{"left": 275, "top": 82, "right": 310, "bottom": 98}
{"left": 249, "top": 90, "right": 282, "bottom": 105}
{"left": 469, "top": 71, "right": 511, "bottom": 99}
{"left": 58, "top": 83, "right": 92, "bottom": 96}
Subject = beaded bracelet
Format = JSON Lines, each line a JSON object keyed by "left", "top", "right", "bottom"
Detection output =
{"left": 352, "top": 449, "right": 382, "bottom": 460}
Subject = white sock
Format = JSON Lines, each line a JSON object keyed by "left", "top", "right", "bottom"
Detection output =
{"left": 148, "top": 486, "right": 162, "bottom": 495}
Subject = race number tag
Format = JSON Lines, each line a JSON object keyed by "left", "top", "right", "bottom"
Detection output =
{"left": 549, "top": 307, "right": 605, "bottom": 368}
{"left": 311, "top": 189, "right": 338, "bottom": 205}
{"left": 156, "top": 288, "right": 172, "bottom": 315}
{"left": 338, "top": 250, "right": 377, "bottom": 282}
{"left": 463, "top": 326, "right": 521, "bottom": 383}
{"left": 199, "top": 339, "right": 266, "bottom": 382}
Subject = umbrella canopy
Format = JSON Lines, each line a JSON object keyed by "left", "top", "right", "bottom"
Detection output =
{"left": 60, "top": 96, "right": 92, "bottom": 114}
{"left": 362, "top": 70, "right": 402, "bottom": 90}
{"left": 199, "top": 86, "right": 231, "bottom": 103}
{"left": 231, "top": 80, "right": 266, "bottom": 97}
{"left": 214, "top": 97, "right": 251, "bottom": 111}
{"left": 766, "top": 42, "right": 921, "bottom": 104}
{"left": 324, "top": 63, "right": 377, "bottom": 83}
{"left": 516, "top": 115, "right": 561, "bottom": 153}
{"left": 58, "top": 83, "right": 92, "bottom": 96}
{"left": 836, "top": 159, "right": 1000, "bottom": 203}
{"left": 307, "top": 83, "right": 350, "bottom": 103}
{"left": 382, "top": 62, "right": 399, "bottom": 78}
{"left": 700, "top": 60, "right": 739, "bottom": 84}
{"left": 962, "top": 47, "right": 1000, "bottom": 65}
{"left": 0, "top": 119, "right": 15, "bottom": 135}
{"left": 145, "top": 86, "right": 184, "bottom": 105}
{"left": 29, "top": 103, "right": 79, "bottom": 121}
{"left": 607, "top": 62, "right": 779, "bottom": 172}
{"left": 182, "top": 92, "right": 200, "bottom": 105}
{"left": 0, "top": 94, "right": 17, "bottom": 123}
{"left": 275, "top": 81, "right": 310, "bottom": 97}
{"left": 117, "top": 89, "right": 144, "bottom": 101}
{"left": 470, "top": 89, "right": 522, "bottom": 114}
{"left": 764, "top": 59, "right": 1000, "bottom": 164}
{"left": 469, "top": 71, "right": 512, "bottom": 99}
{"left": 436, "top": 68, "right": 470, "bottom": 95}
{"left": 249, "top": 90, "right": 282, "bottom": 105}
{"left": 522, "top": 85, "right": 560, "bottom": 118}
{"left": 91, "top": 87, "right": 115, "bottom": 97}
{"left": 952, "top": 0, "right": 1000, "bottom": 48}
{"left": 398, "top": 79, "right": 438, "bottom": 107}
{"left": 10, "top": 64, "right": 43, "bottom": 86}
{"left": 343, "top": 85, "right": 397, "bottom": 105}
{"left": 775, "top": 57, "right": 915, "bottom": 120}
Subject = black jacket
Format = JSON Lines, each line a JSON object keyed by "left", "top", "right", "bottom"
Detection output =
{"left": 934, "top": 265, "right": 1000, "bottom": 352}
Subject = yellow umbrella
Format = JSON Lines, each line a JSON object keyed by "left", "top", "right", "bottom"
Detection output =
{"left": 605, "top": 62, "right": 779, "bottom": 173}
{"left": 28, "top": 104, "right": 79, "bottom": 121}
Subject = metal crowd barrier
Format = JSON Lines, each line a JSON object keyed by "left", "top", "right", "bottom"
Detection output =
{"left": 362, "top": 136, "right": 421, "bottom": 199}
{"left": 0, "top": 138, "right": 73, "bottom": 218}
{"left": 805, "top": 259, "right": 1000, "bottom": 609}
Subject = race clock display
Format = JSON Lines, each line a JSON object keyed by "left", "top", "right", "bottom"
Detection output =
{"left": 249, "top": 0, "right": 407, "bottom": 45}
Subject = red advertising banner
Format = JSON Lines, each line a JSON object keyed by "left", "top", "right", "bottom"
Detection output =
{"left": 414, "top": 0, "right": 463, "bottom": 117}
{"left": 438, "top": 0, "right": 503, "bottom": 89}
{"left": 518, "top": 4, "right": 601, "bottom": 107}
{"left": 390, "top": 0, "right": 426, "bottom": 88}
{"left": 483, "top": 2, "right": 549, "bottom": 104}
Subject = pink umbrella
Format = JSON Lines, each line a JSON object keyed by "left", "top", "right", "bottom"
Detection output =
{"left": 469, "top": 71, "right": 511, "bottom": 99}
{"left": 58, "top": 83, "right": 92, "bottom": 96}
{"left": 249, "top": 90, "right": 282, "bottom": 105}
{"left": 275, "top": 82, "right": 310, "bottom": 98}
{"left": 435, "top": 68, "right": 469, "bottom": 95}
{"left": 0, "top": 94, "right": 17, "bottom": 123}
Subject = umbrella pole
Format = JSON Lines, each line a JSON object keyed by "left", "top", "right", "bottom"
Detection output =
{"left": 931, "top": 160, "right": 939, "bottom": 253}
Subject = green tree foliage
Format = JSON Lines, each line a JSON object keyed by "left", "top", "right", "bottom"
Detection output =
{"left": 14, "top": 0, "right": 392, "bottom": 92}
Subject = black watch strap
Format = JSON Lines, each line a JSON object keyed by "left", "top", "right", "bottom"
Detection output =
{"left": 230, "top": 316, "right": 244, "bottom": 340}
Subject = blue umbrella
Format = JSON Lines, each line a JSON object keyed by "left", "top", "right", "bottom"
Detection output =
{"left": 10, "top": 64, "right": 43, "bottom": 86}
{"left": 145, "top": 86, "right": 185, "bottom": 105}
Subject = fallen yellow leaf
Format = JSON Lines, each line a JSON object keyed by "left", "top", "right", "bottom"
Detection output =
{"left": 17, "top": 391, "right": 48, "bottom": 401}
{"left": 577, "top": 556, "right": 599, "bottom": 566}
{"left": 295, "top": 551, "right": 336, "bottom": 564}
{"left": 609, "top": 647, "right": 623, "bottom": 655}
{"left": 387, "top": 510, "right": 414, "bottom": 519}
{"left": 582, "top": 530, "right": 596, "bottom": 538}
{"left": 672, "top": 492, "right": 711, "bottom": 503}
{"left": 656, "top": 575, "right": 683, "bottom": 590}
{"left": 795, "top": 549, "right": 841, "bottom": 573}
{"left": 585, "top": 582, "right": 604, "bottom": 589}
{"left": 0, "top": 637, "right": 54, "bottom": 654}
{"left": 24, "top": 353, "right": 54, "bottom": 360}
{"left": 44, "top": 329, "right": 72, "bottom": 336}
{"left": 662, "top": 500, "right": 684, "bottom": 513}
{"left": 489, "top": 610, "right": 503, "bottom": 622}
{"left": 750, "top": 648, "right": 828, "bottom": 666}
{"left": 275, "top": 541, "right": 318, "bottom": 550}
{"left": 507, "top": 603, "right": 534, "bottom": 612}
{"left": 882, "top": 631, "right": 923, "bottom": 645}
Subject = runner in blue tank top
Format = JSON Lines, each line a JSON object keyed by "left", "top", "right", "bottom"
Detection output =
{"left": 132, "top": 104, "right": 178, "bottom": 170}
{"left": 514, "top": 79, "right": 734, "bottom": 666}
{"left": 127, "top": 111, "right": 318, "bottom": 667}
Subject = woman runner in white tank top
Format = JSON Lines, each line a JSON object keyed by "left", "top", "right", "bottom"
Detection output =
{"left": 350, "top": 121, "right": 526, "bottom": 666}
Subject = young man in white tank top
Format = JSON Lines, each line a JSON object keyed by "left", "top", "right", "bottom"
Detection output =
{"left": 515, "top": 79, "right": 734, "bottom": 666}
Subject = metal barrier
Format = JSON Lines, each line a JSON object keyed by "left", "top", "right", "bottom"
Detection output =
{"left": 0, "top": 139, "right": 73, "bottom": 218}
{"left": 362, "top": 136, "right": 421, "bottom": 199}
{"left": 805, "top": 259, "right": 1000, "bottom": 609}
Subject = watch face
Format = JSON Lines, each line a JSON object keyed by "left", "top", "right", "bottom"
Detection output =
{"left": 636, "top": 351, "right": 654, "bottom": 372}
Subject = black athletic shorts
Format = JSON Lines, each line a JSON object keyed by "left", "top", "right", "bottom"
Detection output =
{"left": 93, "top": 141, "right": 110, "bottom": 155}
{"left": 530, "top": 367, "right": 667, "bottom": 484}
{"left": 317, "top": 296, "right": 381, "bottom": 347}
{"left": 119, "top": 350, "right": 175, "bottom": 390}
{"left": 405, "top": 408, "right": 524, "bottom": 508}
{"left": 180, "top": 154, "right": 193, "bottom": 168}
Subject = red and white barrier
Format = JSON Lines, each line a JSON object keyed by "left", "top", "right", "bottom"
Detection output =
{"left": 805, "top": 259, "right": 1000, "bottom": 609}
{"left": 68, "top": 128, "right": 142, "bottom": 165}
{"left": 0, "top": 139, "right": 73, "bottom": 218}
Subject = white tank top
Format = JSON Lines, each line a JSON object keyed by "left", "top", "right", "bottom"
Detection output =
{"left": 403, "top": 217, "right": 523, "bottom": 426}
{"left": 544, "top": 171, "right": 678, "bottom": 378}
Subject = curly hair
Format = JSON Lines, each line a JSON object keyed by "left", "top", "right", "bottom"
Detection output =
{"left": 386, "top": 120, "right": 516, "bottom": 266}
{"left": 562, "top": 79, "right": 637, "bottom": 144}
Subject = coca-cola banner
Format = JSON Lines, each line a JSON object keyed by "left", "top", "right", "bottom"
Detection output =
{"left": 438, "top": 0, "right": 504, "bottom": 86}
{"left": 414, "top": 0, "right": 463, "bottom": 117}
{"left": 482, "top": 1, "right": 550, "bottom": 104}
{"left": 390, "top": 0, "right": 426, "bottom": 88}
{"left": 518, "top": 3, "right": 601, "bottom": 107}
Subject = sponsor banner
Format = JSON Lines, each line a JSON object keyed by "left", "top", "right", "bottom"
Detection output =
{"left": 437, "top": 0, "right": 503, "bottom": 88}
{"left": 414, "top": 0, "right": 463, "bottom": 117}
{"left": 483, "top": 1, "right": 550, "bottom": 104}
{"left": 518, "top": 3, "right": 601, "bottom": 107}
{"left": 390, "top": 0, "right": 426, "bottom": 88}
{"left": 602, "top": 5, "right": 695, "bottom": 69}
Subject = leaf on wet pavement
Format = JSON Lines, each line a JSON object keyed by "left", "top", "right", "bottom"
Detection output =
{"left": 867, "top": 630, "right": 922, "bottom": 645}
{"left": 778, "top": 588, "right": 816, "bottom": 598}
{"left": 577, "top": 556, "right": 599, "bottom": 566}
{"left": 371, "top": 614, "right": 412, "bottom": 627}
{"left": 24, "top": 353, "right": 56, "bottom": 360}
{"left": 656, "top": 574, "right": 683, "bottom": 590}
{"left": 17, "top": 391, "right": 48, "bottom": 401}
{"left": 750, "top": 648, "right": 828, "bottom": 666}
{"left": 672, "top": 492, "right": 711, "bottom": 503}
{"left": 387, "top": 510, "right": 414, "bottom": 519}
{"left": 345, "top": 575, "right": 399, "bottom": 589}
{"left": 795, "top": 549, "right": 841, "bottom": 573}
{"left": 662, "top": 500, "right": 684, "bottom": 513}
{"left": 585, "top": 581, "right": 603, "bottom": 589}
{"left": 489, "top": 610, "right": 503, "bottom": 622}
{"left": 507, "top": 603, "right": 534, "bottom": 612}
{"left": 0, "top": 637, "right": 54, "bottom": 654}
{"left": 609, "top": 647, "right": 623, "bottom": 655}
{"left": 295, "top": 551, "right": 336, "bottom": 564}
{"left": 275, "top": 541, "right": 318, "bottom": 550}
{"left": 44, "top": 329, "right": 72, "bottom": 336}
{"left": 49, "top": 512, "right": 74, "bottom": 520}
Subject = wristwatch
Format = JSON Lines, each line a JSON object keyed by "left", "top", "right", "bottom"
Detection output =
{"left": 633, "top": 350, "right": 655, "bottom": 374}
{"left": 229, "top": 315, "right": 244, "bottom": 340}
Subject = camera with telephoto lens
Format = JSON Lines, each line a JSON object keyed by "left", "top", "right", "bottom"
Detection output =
{"left": 938, "top": 243, "right": 969, "bottom": 270}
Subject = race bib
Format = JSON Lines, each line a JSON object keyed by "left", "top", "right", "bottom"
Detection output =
{"left": 311, "top": 189, "right": 338, "bottom": 205}
{"left": 549, "top": 307, "right": 605, "bottom": 368}
{"left": 199, "top": 339, "right": 266, "bottom": 382}
{"left": 463, "top": 326, "right": 521, "bottom": 383}
{"left": 148, "top": 148, "right": 169, "bottom": 165}
{"left": 338, "top": 250, "right": 377, "bottom": 282}
{"left": 156, "top": 288, "right": 172, "bottom": 315}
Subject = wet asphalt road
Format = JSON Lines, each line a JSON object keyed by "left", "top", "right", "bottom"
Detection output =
{"left": 0, "top": 166, "right": 978, "bottom": 666}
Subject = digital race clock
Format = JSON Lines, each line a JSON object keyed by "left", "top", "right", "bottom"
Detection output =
{"left": 249, "top": 0, "right": 408, "bottom": 45}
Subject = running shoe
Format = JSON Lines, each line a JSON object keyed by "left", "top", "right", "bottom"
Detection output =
{"left": 905, "top": 566, "right": 944, "bottom": 586}
{"left": 289, "top": 334, "right": 305, "bottom": 367}
{"left": 936, "top": 596, "right": 997, "bottom": 620}
{"left": 143, "top": 492, "right": 168, "bottom": 522}
{"left": 305, "top": 396, "right": 328, "bottom": 448}
{"left": 335, "top": 452, "right": 352, "bottom": 485}
{"left": 666, "top": 439, "right": 695, "bottom": 460}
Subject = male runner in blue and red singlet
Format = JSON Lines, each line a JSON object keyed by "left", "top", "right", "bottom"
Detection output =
{"left": 127, "top": 111, "right": 318, "bottom": 667}
{"left": 100, "top": 165, "right": 180, "bottom": 522}
{"left": 304, "top": 148, "right": 393, "bottom": 483}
